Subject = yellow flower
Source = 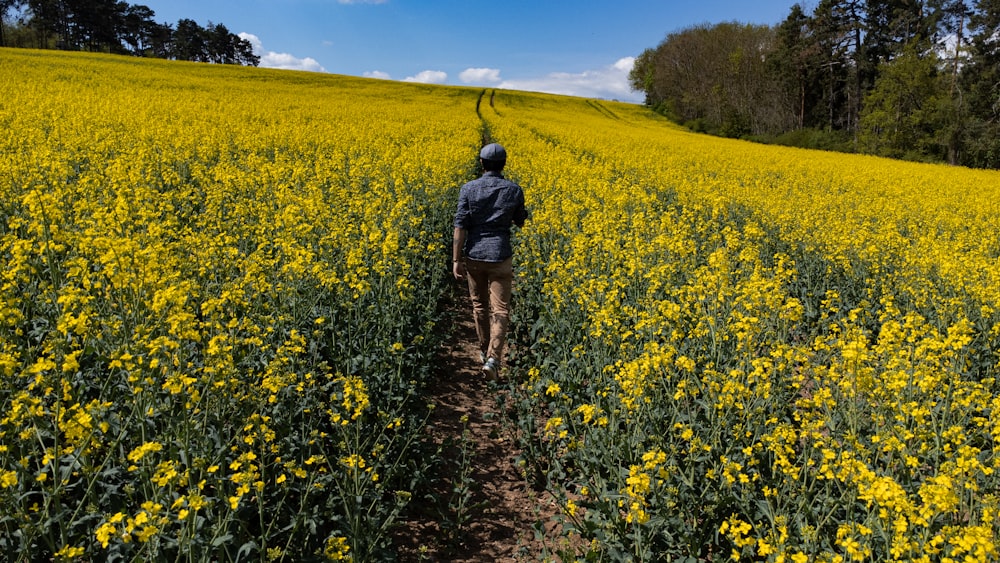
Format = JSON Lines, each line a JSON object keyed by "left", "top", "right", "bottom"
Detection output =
{"left": 127, "top": 441, "right": 163, "bottom": 463}
{"left": 0, "top": 470, "right": 17, "bottom": 488}
{"left": 625, "top": 501, "right": 649, "bottom": 525}
{"left": 95, "top": 521, "right": 117, "bottom": 548}
{"left": 324, "top": 536, "right": 352, "bottom": 561}
{"left": 575, "top": 403, "right": 598, "bottom": 424}
{"left": 53, "top": 545, "right": 85, "bottom": 560}
{"left": 543, "top": 417, "right": 564, "bottom": 439}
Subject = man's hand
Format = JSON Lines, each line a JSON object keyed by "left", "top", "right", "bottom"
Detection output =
{"left": 453, "top": 260, "right": 465, "bottom": 281}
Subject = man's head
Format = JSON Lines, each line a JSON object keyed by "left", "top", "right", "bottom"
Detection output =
{"left": 479, "top": 143, "right": 506, "bottom": 172}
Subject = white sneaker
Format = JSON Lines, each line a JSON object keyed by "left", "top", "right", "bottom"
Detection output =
{"left": 482, "top": 357, "right": 499, "bottom": 380}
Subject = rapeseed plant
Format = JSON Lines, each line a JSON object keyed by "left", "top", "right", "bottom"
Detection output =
{"left": 1, "top": 49, "right": 478, "bottom": 560}
{"left": 486, "top": 88, "right": 1000, "bottom": 560}
{"left": 5, "top": 47, "right": 1000, "bottom": 561}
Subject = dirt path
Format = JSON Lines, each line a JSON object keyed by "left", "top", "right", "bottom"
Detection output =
{"left": 393, "top": 280, "right": 564, "bottom": 562}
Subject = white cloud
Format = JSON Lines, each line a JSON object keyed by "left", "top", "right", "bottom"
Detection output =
{"left": 459, "top": 67, "right": 502, "bottom": 85}
{"left": 364, "top": 70, "right": 392, "bottom": 80}
{"left": 403, "top": 70, "right": 448, "bottom": 84}
{"left": 499, "top": 57, "right": 642, "bottom": 103}
{"left": 239, "top": 32, "right": 327, "bottom": 73}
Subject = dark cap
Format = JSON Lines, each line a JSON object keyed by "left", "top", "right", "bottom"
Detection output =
{"left": 479, "top": 143, "right": 507, "bottom": 161}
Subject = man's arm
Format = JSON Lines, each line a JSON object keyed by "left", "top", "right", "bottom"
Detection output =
{"left": 452, "top": 226, "right": 467, "bottom": 280}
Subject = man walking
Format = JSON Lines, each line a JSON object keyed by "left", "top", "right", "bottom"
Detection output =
{"left": 452, "top": 143, "right": 528, "bottom": 379}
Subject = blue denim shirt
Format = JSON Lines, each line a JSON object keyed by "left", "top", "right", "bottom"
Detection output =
{"left": 454, "top": 171, "right": 528, "bottom": 262}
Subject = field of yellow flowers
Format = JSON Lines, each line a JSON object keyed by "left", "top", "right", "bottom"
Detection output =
{"left": 487, "top": 92, "right": 1000, "bottom": 561}
{"left": 3, "top": 48, "right": 1000, "bottom": 562}
{"left": 1, "top": 49, "right": 481, "bottom": 561}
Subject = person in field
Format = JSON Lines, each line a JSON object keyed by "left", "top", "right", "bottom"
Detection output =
{"left": 452, "top": 143, "right": 529, "bottom": 379}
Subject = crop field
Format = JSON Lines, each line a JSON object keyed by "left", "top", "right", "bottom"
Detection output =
{"left": 2, "top": 48, "right": 1000, "bottom": 562}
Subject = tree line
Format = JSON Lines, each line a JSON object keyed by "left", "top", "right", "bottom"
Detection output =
{"left": 629, "top": 0, "right": 1000, "bottom": 169}
{"left": 0, "top": 0, "right": 259, "bottom": 66}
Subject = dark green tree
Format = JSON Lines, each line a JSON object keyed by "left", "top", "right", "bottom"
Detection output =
{"left": 865, "top": 0, "right": 932, "bottom": 58}
{"left": 170, "top": 18, "right": 206, "bottom": 61}
{"left": 627, "top": 22, "right": 791, "bottom": 136}
{"left": 627, "top": 0, "right": 1000, "bottom": 167}
{"left": 145, "top": 18, "right": 171, "bottom": 57}
{"left": 771, "top": 4, "right": 826, "bottom": 129}
{"left": 859, "top": 40, "right": 946, "bottom": 160}
{"left": 65, "top": 0, "right": 126, "bottom": 52}
{"left": 628, "top": 47, "right": 656, "bottom": 106}
{"left": 924, "top": 0, "right": 973, "bottom": 163}
{"left": 0, "top": 0, "right": 25, "bottom": 46}
{"left": 961, "top": 0, "right": 1000, "bottom": 167}
{"left": 12, "top": 1, "right": 258, "bottom": 66}
{"left": 213, "top": 22, "right": 257, "bottom": 66}
{"left": 206, "top": 22, "right": 234, "bottom": 64}
{"left": 232, "top": 32, "right": 258, "bottom": 66}
{"left": 807, "top": 0, "right": 858, "bottom": 131}
{"left": 119, "top": 3, "right": 156, "bottom": 55}
{"left": 167, "top": 19, "right": 257, "bottom": 66}
{"left": 25, "top": 0, "right": 68, "bottom": 48}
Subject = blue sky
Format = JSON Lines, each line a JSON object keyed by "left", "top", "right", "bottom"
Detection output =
{"left": 137, "top": 0, "right": 803, "bottom": 102}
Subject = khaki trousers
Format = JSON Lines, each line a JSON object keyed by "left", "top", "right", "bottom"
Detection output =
{"left": 464, "top": 257, "right": 513, "bottom": 363}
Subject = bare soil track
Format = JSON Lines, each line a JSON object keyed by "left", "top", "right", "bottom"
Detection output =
{"left": 392, "top": 280, "right": 565, "bottom": 562}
